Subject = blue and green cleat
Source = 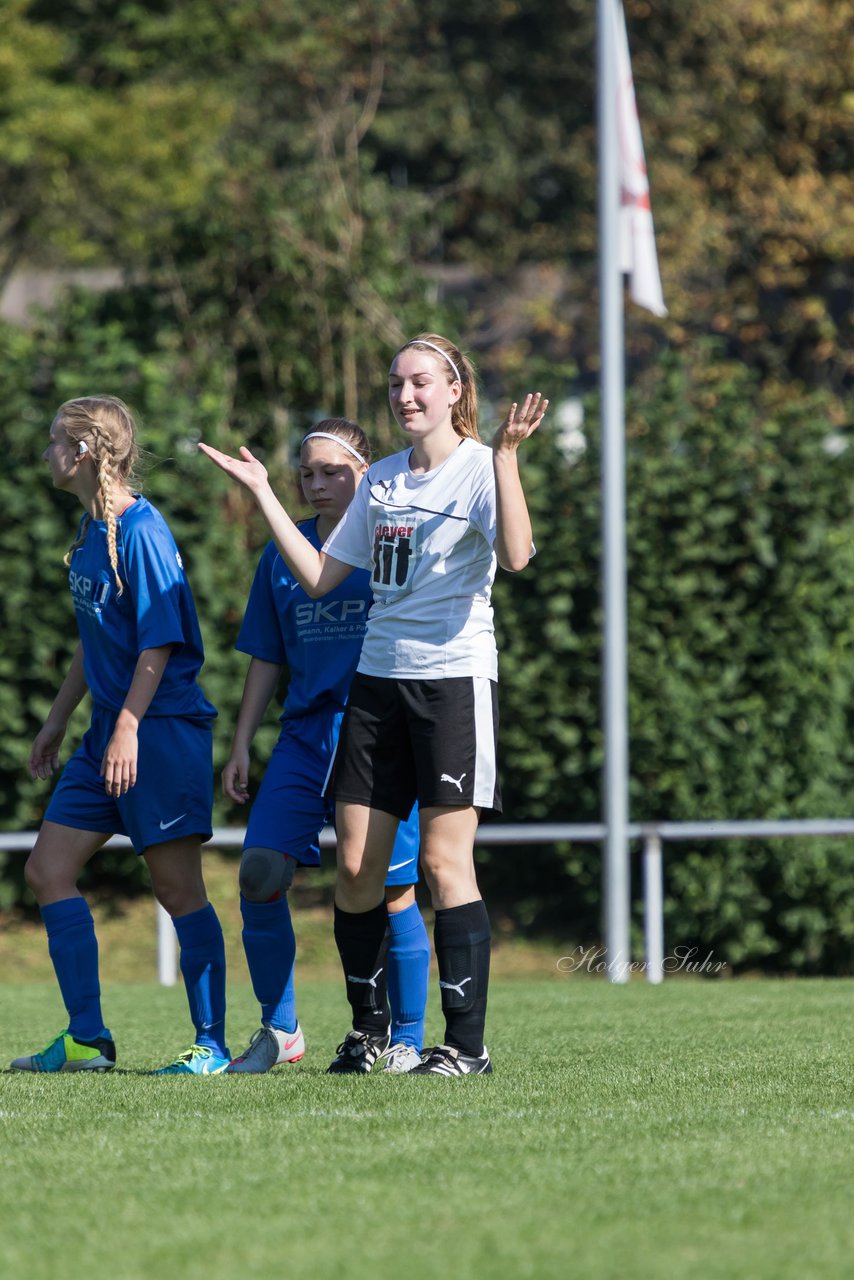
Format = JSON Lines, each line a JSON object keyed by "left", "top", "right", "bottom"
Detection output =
{"left": 153, "top": 1044, "right": 230, "bottom": 1075}
{"left": 10, "top": 1030, "right": 116, "bottom": 1073}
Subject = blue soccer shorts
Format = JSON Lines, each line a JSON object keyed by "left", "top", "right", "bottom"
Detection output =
{"left": 246, "top": 709, "right": 419, "bottom": 885}
{"left": 45, "top": 706, "right": 214, "bottom": 853}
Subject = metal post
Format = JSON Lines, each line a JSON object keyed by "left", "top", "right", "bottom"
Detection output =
{"left": 598, "top": 0, "right": 631, "bottom": 980}
{"left": 157, "top": 902, "right": 178, "bottom": 987}
{"left": 643, "top": 833, "right": 664, "bottom": 983}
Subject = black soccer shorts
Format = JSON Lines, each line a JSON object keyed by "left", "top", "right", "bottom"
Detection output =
{"left": 333, "top": 673, "right": 502, "bottom": 818}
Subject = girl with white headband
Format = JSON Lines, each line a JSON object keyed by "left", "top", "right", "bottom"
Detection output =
{"left": 200, "top": 334, "right": 548, "bottom": 1076}
{"left": 221, "top": 417, "right": 429, "bottom": 1075}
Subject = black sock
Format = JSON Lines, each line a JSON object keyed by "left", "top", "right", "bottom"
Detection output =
{"left": 333, "top": 901, "right": 390, "bottom": 1037}
{"left": 434, "top": 900, "right": 491, "bottom": 1057}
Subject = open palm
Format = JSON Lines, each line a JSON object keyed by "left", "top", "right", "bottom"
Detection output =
{"left": 198, "top": 442, "right": 269, "bottom": 495}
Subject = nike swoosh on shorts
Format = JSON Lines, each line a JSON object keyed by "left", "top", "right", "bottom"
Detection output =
{"left": 159, "top": 813, "right": 187, "bottom": 831}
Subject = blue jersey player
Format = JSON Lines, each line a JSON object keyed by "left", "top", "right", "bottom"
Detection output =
{"left": 223, "top": 419, "right": 429, "bottom": 1075}
{"left": 11, "top": 395, "right": 229, "bottom": 1075}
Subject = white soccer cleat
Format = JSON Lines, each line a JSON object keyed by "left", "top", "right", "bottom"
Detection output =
{"left": 379, "top": 1042, "right": 423, "bottom": 1074}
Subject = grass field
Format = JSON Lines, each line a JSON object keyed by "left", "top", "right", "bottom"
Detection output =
{"left": 1, "top": 974, "right": 851, "bottom": 1280}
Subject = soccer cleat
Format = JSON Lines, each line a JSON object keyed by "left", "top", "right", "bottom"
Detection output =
{"left": 379, "top": 1042, "right": 423, "bottom": 1074}
{"left": 225, "top": 1024, "right": 305, "bottom": 1074}
{"left": 153, "top": 1044, "right": 230, "bottom": 1075}
{"left": 326, "top": 1029, "right": 390, "bottom": 1075}
{"left": 10, "top": 1031, "right": 116, "bottom": 1073}
{"left": 410, "top": 1044, "right": 493, "bottom": 1076}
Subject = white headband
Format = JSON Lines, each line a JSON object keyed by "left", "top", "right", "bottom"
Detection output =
{"left": 301, "top": 431, "right": 367, "bottom": 466}
{"left": 399, "top": 340, "right": 462, "bottom": 383}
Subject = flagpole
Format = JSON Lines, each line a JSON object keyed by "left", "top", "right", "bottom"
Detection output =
{"left": 597, "top": 0, "right": 631, "bottom": 981}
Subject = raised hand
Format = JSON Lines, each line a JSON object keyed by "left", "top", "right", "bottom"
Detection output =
{"left": 198, "top": 442, "right": 270, "bottom": 496}
{"left": 492, "top": 392, "right": 549, "bottom": 453}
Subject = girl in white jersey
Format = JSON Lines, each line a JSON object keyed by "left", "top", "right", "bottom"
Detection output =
{"left": 222, "top": 419, "right": 429, "bottom": 1076}
{"left": 200, "top": 334, "right": 547, "bottom": 1075}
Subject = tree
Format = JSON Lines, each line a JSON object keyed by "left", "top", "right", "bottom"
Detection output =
{"left": 625, "top": 0, "right": 854, "bottom": 401}
{"left": 8, "top": 1, "right": 851, "bottom": 406}
{"left": 0, "top": 0, "right": 230, "bottom": 285}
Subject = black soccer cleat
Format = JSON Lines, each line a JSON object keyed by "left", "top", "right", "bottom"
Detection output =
{"left": 326, "top": 1029, "right": 390, "bottom": 1075}
{"left": 410, "top": 1044, "right": 493, "bottom": 1076}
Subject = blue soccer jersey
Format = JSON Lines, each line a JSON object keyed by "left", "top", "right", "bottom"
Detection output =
{"left": 236, "top": 520, "right": 370, "bottom": 718}
{"left": 236, "top": 519, "right": 419, "bottom": 879}
{"left": 68, "top": 496, "right": 215, "bottom": 720}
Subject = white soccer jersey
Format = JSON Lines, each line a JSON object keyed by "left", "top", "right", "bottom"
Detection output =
{"left": 323, "top": 438, "right": 502, "bottom": 679}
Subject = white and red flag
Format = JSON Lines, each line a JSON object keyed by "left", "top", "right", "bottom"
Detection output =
{"left": 611, "top": 0, "right": 666, "bottom": 316}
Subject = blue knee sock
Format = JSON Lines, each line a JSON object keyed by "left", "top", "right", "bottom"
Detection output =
{"left": 387, "top": 901, "right": 430, "bottom": 1050}
{"left": 240, "top": 895, "right": 297, "bottom": 1033}
{"left": 173, "top": 903, "right": 228, "bottom": 1056}
{"left": 41, "top": 897, "right": 107, "bottom": 1042}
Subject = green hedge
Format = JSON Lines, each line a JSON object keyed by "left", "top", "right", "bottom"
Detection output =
{"left": 491, "top": 346, "right": 854, "bottom": 970}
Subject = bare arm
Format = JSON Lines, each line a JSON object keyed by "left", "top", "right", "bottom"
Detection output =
{"left": 198, "top": 442, "right": 353, "bottom": 597}
{"left": 222, "top": 657, "right": 282, "bottom": 804}
{"left": 100, "top": 645, "right": 173, "bottom": 794}
{"left": 28, "top": 643, "right": 89, "bottom": 780}
{"left": 492, "top": 392, "right": 549, "bottom": 572}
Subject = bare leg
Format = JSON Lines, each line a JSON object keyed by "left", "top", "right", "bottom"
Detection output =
{"left": 24, "top": 820, "right": 109, "bottom": 905}
{"left": 335, "top": 802, "right": 399, "bottom": 911}
{"left": 143, "top": 835, "right": 208, "bottom": 917}
{"left": 385, "top": 883, "right": 416, "bottom": 912}
{"left": 417, "top": 806, "right": 481, "bottom": 908}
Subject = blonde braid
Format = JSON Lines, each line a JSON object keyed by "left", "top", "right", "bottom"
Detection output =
{"left": 54, "top": 395, "right": 139, "bottom": 594}
{"left": 94, "top": 427, "right": 123, "bottom": 595}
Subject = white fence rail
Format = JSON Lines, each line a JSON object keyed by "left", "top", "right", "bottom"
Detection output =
{"left": 4, "top": 819, "right": 853, "bottom": 985}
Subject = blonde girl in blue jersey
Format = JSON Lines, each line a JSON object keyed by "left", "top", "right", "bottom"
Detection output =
{"left": 200, "top": 336, "right": 546, "bottom": 1076}
{"left": 222, "top": 419, "right": 429, "bottom": 1075}
{"left": 12, "top": 396, "right": 229, "bottom": 1075}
